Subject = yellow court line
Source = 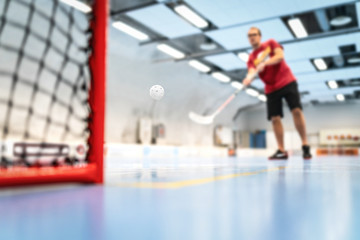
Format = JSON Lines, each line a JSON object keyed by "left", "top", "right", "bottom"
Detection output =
{"left": 112, "top": 166, "right": 286, "bottom": 189}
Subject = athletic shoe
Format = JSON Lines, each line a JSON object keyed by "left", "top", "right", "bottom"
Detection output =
{"left": 268, "top": 150, "right": 288, "bottom": 160}
{"left": 302, "top": 145, "right": 312, "bottom": 160}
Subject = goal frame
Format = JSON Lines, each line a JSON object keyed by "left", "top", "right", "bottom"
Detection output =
{"left": 0, "top": 0, "right": 107, "bottom": 187}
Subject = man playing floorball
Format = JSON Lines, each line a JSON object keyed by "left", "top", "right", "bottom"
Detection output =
{"left": 243, "top": 27, "right": 312, "bottom": 160}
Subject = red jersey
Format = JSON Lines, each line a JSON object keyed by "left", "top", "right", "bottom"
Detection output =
{"left": 247, "top": 39, "right": 296, "bottom": 94}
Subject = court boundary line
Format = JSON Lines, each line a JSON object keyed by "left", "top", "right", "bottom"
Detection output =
{"left": 110, "top": 166, "right": 286, "bottom": 189}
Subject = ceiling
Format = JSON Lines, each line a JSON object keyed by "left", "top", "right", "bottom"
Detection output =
{"left": 110, "top": 0, "right": 360, "bottom": 104}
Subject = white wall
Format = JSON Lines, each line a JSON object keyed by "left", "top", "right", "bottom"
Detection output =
{"left": 236, "top": 102, "right": 360, "bottom": 149}
{"left": 244, "top": 103, "right": 360, "bottom": 133}
{"left": 106, "top": 25, "right": 257, "bottom": 145}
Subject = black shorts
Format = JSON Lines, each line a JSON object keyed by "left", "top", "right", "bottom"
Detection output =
{"left": 266, "top": 81, "right": 302, "bottom": 121}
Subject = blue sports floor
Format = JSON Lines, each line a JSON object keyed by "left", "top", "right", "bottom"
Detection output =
{"left": 1, "top": 156, "right": 360, "bottom": 240}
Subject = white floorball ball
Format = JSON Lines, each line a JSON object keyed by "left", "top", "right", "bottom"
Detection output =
{"left": 149, "top": 85, "right": 164, "bottom": 100}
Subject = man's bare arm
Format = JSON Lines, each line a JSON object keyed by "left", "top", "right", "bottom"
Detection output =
{"left": 243, "top": 67, "right": 256, "bottom": 86}
{"left": 264, "top": 47, "right": 284, "bottom": 66}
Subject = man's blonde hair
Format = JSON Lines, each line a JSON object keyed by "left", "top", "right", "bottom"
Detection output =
{"left": 249, "top": 27, "right": 261, "bottom": 36}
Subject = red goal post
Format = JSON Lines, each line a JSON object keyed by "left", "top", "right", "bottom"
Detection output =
{"left": 0, "top": 0, "right": 107, "bottom": 186}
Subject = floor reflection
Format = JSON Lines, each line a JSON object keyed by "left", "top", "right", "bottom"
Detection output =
{"left": 0, "top": 156, "right": 360, "bottom": 240}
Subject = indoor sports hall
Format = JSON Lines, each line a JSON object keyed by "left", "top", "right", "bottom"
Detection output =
{"left": 1, "top": 0, "right": 360, "bottom": 240}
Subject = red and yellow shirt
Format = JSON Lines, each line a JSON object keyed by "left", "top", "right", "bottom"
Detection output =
{"left": 247, "top": 39, "right": 296, "bottom": 94}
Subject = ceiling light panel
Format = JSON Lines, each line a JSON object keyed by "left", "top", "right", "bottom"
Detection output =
{"left": 297, "top": 67, "right": 360, "bottom": 84}
{"left": 336, "top": 94, "right": 345, "bottom": 101}
{"left": 186, "top": 0, "right": 355, "bottom": 28}
{"left": 231, "top": 81, "right": 243, "bottom": 90}
{"left": 303, "top": 94, "right": 335, "bottom": 102}
{"left": 126, "top": 5, "right": 200, "bottom": 38}
{"left": 299, "top": 83, "right": 360, "bottom": 100}
{"left": 288, "top": 18, "right": 308, "bottom": 38}
{"left": 298, "top": 82, "right": 330, "bottom": 94}
{"left": 206, "top": 18, "right": 293, "bottom": 50}
{"left": 188, "top": 60, "right": 211, "bottom": 72}
{"left": 287, "top": 60, "right": 316, "bottom": 74}
{"left": 211, "top": 72, "right": 231, "bottom": 83}
{"left": 205, "top": 53, "right": 247, "bottom": 71}
{"left": 313, "top": 58, "right": 328, "bottom": 71}
{"left": 283, "top": 33, "right": 360, "bottom": 61}
{"left": 330, "top": 16, "right": 352, "bottom": 27}
{"left": 328, "top": 80, "right": 338, "bottom": 89}
{"left": 174, "top": 5, "right": 209, "bottom": 28}
{"left": 60, "top": 0, "right": 92, "bottom": 13}
{"left": 246, "top": 88, "right": 260, "bottom": 97}
{"left": 156, "top": 44, "right": 185, "bottom": 59}
{"left": 112, "top": 21, "right": 149, "bottom": 41}
{"left": 237, "top": 52, "right": 249, "bottom": 62}
{"left": 258, "top": 94, "right": 267, "bottom": 102}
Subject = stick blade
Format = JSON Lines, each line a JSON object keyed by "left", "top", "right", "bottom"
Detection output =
{"left": 188, "top": 112, "right": 214, "bottom": 125}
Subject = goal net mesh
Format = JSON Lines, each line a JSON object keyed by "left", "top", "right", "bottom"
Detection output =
{"left": 0, "top": 0, "right": 95, "bottom": 167}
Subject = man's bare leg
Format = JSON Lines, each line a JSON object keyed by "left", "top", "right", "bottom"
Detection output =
{"left": 271, "top": 116, "right": 285, "bottom": 152}
{"left": 292, "top": 107, "right": 312, "bottom": 159}
{"left": 291, "top": 108, "right": 308, "bottom": 145}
